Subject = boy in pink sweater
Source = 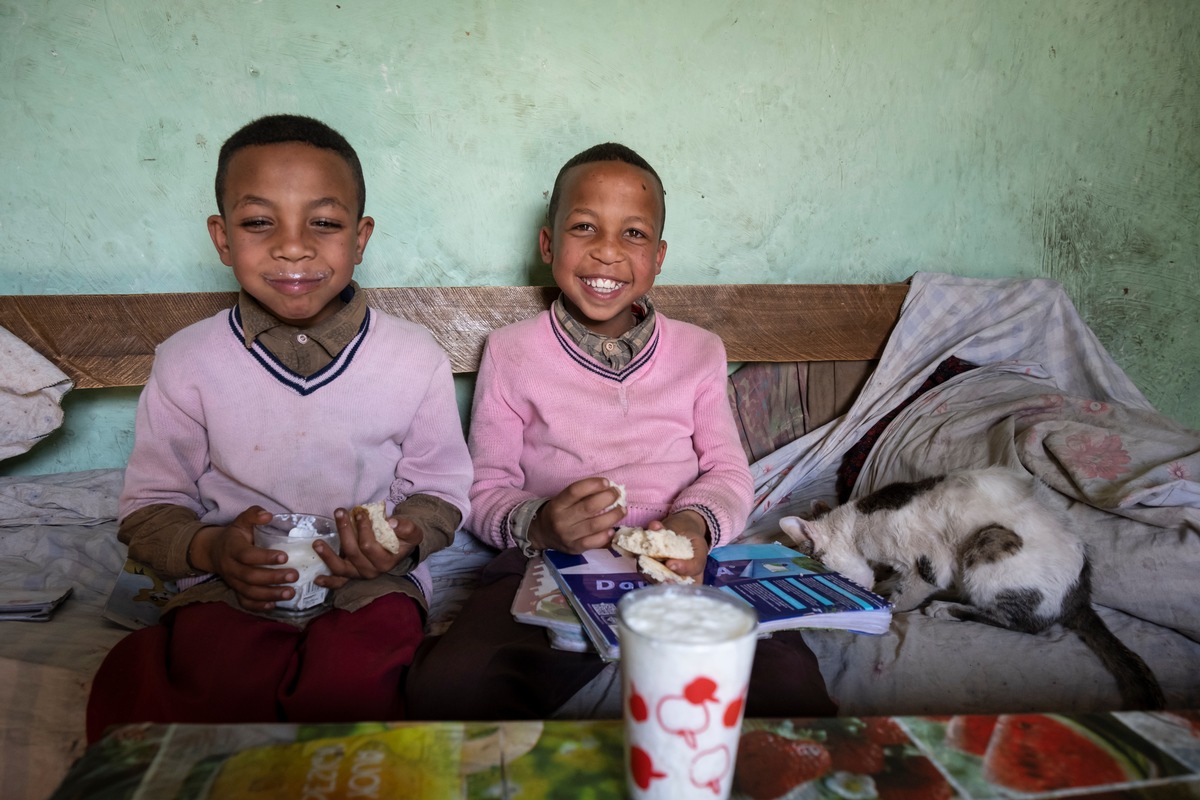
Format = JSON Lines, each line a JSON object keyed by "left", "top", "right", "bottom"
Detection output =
{"left": 405, "top": 143, "right": 835, "bottom": 719}
{"left": 86, "top": 115, "right": 472, "bottom": 741}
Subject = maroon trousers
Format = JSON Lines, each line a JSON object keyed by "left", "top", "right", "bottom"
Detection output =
{"left": 404, "top": 548, "right": 838, "bottom": 721}
{"left": 86, "top": 593, "right": 423, "bottom": 743}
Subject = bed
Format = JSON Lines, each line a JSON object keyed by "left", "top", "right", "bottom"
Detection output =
{"left": 2, "top": 273, "right": 1197, "bottom": 800}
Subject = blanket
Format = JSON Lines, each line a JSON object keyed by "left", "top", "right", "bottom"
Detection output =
{"left": 740, "top": 272, "right": 1200, "bottom": 714}
{"left": 0, "top": 325, "right": 72, "bottom": 461}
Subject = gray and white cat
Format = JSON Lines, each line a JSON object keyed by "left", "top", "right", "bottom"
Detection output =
{"left": 778, "top": 466, "right": 1165, "bottom": 710}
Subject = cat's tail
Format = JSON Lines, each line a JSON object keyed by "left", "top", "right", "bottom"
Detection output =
{"left": 1063, "top": 561, "right": 1166, "bottom": 711}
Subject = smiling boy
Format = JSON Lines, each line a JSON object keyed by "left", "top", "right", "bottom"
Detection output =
{"left": 208, "top": 137, "right": 373, "bottom": 328}
{"left": 543, "top": 155, "right": 667, "bottom": 338}
{"left": 406, "top": 143, "right": 836, "bottom": 721}
{"left": 86, "top": 114, "right": 472, "bottom": 739}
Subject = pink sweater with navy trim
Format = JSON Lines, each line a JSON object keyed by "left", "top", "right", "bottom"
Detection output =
{"left": 119, "top": 306, "right": 473, "bottom": 603}
{"left": 467, "top": 309, "right": 752, "bottom": 550}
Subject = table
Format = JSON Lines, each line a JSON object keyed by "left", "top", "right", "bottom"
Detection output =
{"left": 49, "top": 711, "right": 1200, "bottom": 799}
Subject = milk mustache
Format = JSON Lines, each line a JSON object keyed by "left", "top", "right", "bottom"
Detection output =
{"left": 617, "top": 585, "right": 757, "bottom": 800}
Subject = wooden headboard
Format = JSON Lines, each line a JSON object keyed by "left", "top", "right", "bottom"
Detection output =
{"left": 0, "top": 283, "right": 908, "bottom": 390}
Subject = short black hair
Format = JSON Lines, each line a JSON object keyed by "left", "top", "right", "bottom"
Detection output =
{"left": 213, "top": 114, "right": 366, "bottom": 219}
{"left": 547, "top": 142, "right": 665, "bottom": 234}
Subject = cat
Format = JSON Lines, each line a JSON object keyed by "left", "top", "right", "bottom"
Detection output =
{"left": 778, "top": 466, "right": 1165, "bottom": 710}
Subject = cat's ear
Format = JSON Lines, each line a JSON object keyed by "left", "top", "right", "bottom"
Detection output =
{"left": 779, "top": 516, "right": 818, "bottom": 555}
{"left": 811, "top": 499, "right": 833, "bottom": 518}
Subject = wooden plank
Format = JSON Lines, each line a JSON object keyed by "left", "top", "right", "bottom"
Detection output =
{"left": 651, "top": 283, "right": 907, "bottom": 364}
{"left": 0, "top": 292, "right": 236, "bottom": 390}
{"left": 0, "top": 283, "right": 907, "bottom": 389}
{"left": 365, "top": 286, "right": 559, "bottom": 373}
{"left": 807, "top": 360, "right": 878, "bottom": 430}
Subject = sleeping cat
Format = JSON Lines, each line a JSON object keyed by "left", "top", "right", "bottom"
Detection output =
{"left": 778, "top": 466, "right": 1165, "bottom": 710}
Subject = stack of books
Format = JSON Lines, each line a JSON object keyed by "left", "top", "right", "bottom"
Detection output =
{"left": 512, "top": 541, "right": 892, "bottom": 660}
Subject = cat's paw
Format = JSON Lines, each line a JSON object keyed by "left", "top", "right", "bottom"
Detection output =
{"left": 887, "top": 581, "right": 938, "bottom": 613}
{"left": 922, "top": 600, "right": 973, "bottom": 620}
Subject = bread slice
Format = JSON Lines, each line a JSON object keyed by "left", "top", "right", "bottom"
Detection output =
{"left": 604, "top": 480, "right": 627, "bottom": 512}
{"left": 613, "top": 526, "right": 694, "bottom": 560}
{"left": 613, "top": 526, "right": 695, "bottom": 585}
{"left": 354, "top": 501, "right": 400, "bottom": 554}
{"left": 637, "top": 554, "right": 695, "bottom": 585}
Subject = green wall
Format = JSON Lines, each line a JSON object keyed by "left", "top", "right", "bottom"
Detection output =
{"left": 3, "top": 0, "right": 1197, "bottom": 475}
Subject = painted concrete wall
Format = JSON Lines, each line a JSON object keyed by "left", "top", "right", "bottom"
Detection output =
{"left": 3, "top": 0, "right": 1197, "bottom": 475}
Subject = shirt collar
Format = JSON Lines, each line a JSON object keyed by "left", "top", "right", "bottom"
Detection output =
{"left": 552, "top": 294, "right": 656, "bottom": 369}
{"left": 237, "top": 281, "right": 366, "bottom": 355}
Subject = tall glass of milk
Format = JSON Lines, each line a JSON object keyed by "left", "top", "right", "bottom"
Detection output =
{"left": 617, "top": 584, "right": 758, "bottom": 800}
{"left": 253, "top": 513, "right": 339, "bottom": 617}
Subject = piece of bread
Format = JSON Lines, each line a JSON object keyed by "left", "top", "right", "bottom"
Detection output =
{"left": 604, "top": 480, "right": 627, "bottom": 512}
{"left": 354, "top": 501, "right": 400, "bottom": 554}
{"left": 637, "top": 554, "right": 695, "bottom": 585}
{"left": 613, "top": 526, "right": 695, "bottom": 585}
{"left": 613, "top": 526, "right": 694, "bottom": 560}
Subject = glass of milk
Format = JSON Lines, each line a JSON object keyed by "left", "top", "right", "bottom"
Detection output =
{"left": 616, "top": 584, "right": 758, "bottom": 800}
{"left": 253, "top": 513, "right": 339, "bottom": 616}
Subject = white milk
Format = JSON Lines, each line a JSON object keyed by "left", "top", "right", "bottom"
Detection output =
{"left": 617, "top": 586, "right": 757, "bottom": 800}
{"left": 253, "top": 514, "right": 338, "bottom": 613}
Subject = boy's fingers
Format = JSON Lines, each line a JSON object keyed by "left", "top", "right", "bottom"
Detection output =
{"left": 580, "top": 488, "right": 623, "bottom": 517}
{"left": 334, "top": 508, "right": 366, "bottom": 561}
{"left": 236, "top": 563, "right": 298, "bottom": 587}
{"left": 570, "top": 527, "right": 616, "bottom": 554}
{"left": 241, "top": 543, "right": 287, "bottom": 567}
{"left": 313, "top": 542, "right": 359, "bottom": 578}
{"left": 599, "top": 505, "right": 627, "bottom": 527}
{"left": 231, "top": 505, "right": 273, "bottom": 537}
{"left": 393, "top": 518, "right": 424, "bottom": 547}
{"left": 231, "top": 577, "right": 294, "bottom": 605}
{"left": 315, "top": 575, "right": 350, "bottom": 590}
{"left": 561, "top": 476, "right": 617, "bottom": 505}
{"left": 665, "top": 557, "right": 704, "bottom": 581}
{"left": 554, "top": 502, "right": 624, "bottom": 536}
{"left": 352, "top": 525, "right": 390, "bottom": 571}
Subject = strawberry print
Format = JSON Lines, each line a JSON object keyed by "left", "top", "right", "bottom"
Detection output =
{"left": 734, "top": 730, "right": 831, "bottom": 799}
{"left": 862, "top": 717, "right": 909, "bottom": 746}
{"left": 827, "top": 731, "right": 886, "bottom": 775}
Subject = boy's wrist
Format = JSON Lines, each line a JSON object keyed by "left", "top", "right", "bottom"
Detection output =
{"left": 186, "top": 527, "right": 216, "bottom": 574}
{"left": 671, "top": 505, "right": 719, "bottom": 548}
{"left": 507, "top": 498, "right": 548, "bottom": 556}
{"left": 665, "top": 509, "right": 709, "bottom": 545}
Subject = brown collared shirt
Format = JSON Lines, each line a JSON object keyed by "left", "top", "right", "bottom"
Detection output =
{"left": 238, "top": 282, "right": 366, "bottom": 377}
{"left": 551, "top": 294, "right": 656, "bottom": 370}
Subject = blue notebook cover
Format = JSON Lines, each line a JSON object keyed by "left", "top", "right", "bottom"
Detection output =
{"left": 543, "top": 541, "right": 892, "bottom": 660}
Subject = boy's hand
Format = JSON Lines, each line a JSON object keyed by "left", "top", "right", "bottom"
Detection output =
{"left": 317, "top": 507, "right": 421, "bottom": 585}
{"left": 191, "top": 505, "right": 311, "bottom": 612}
{"left": 649, "top": 510, "right": 710, "bottom": 583}
{"left": 529, "top": 477, "right": 625, "bottom": 554}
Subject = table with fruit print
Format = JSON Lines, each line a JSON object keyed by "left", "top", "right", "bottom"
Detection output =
{"left": 52, "top": 711, "right": 1200, "bottom": 799}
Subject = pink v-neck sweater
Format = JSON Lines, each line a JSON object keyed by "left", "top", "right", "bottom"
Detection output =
{"left": 119, "top": 306, "right": 473, "bottom": 602}
{"left": 467, "top": 309, "right": 752, "bottom": 549}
